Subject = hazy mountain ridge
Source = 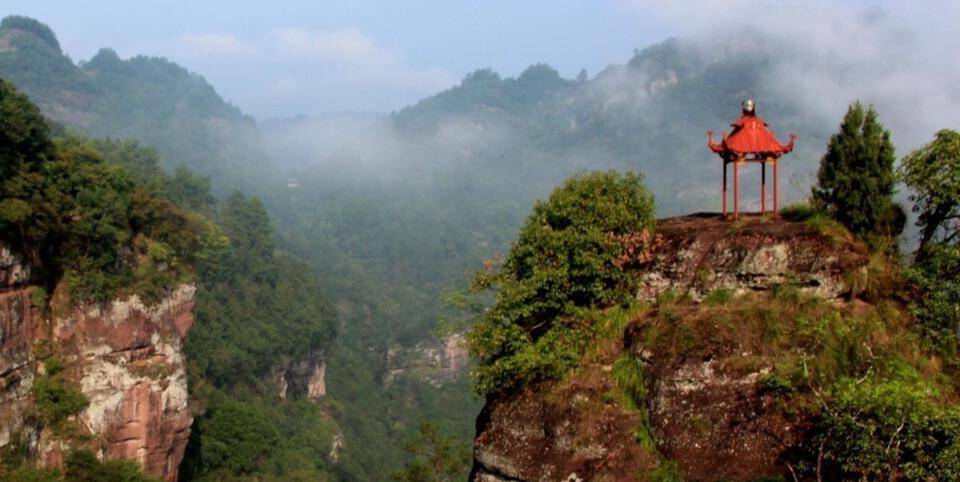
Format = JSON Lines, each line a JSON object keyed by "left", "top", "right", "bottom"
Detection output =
{"left": 0, "top": 16, "right": 265, "bottom": 192}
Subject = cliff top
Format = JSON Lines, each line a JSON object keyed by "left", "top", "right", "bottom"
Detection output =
{"left": 471, "top": 211, "right": 959, "bottom": 482}
{"left": 640, "top": 212, "right": 869, "bottom": 302}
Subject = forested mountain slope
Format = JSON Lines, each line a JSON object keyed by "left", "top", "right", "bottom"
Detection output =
{"left": 0, "top": 15, "right": 266, "bottom": 192}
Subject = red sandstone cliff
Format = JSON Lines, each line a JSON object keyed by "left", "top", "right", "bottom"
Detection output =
{"left": 0, "top": 243, "right": 195, "bottom": 481}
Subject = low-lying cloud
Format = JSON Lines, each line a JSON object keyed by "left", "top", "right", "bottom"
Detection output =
{"left": 177, "top": 32, "right": 258, "bottom": 55}
{"left": 272, "top": 27, "right": 380, "bottom": 63}
{"left": 174, "top": 27, "right": 456, "bottom": 117}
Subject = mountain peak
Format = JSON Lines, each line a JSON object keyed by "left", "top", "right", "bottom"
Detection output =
{"left": 0, "top": 15, "right": 61, "bottom": 52}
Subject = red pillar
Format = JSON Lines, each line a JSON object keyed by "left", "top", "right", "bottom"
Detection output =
{"left": 761, "top": 160, "right": 767, "bottom": 215}
{"left": 733, "top": 158, "right": 740, "bottom": 219}
{"left": 773, "top": 158, "right": 779, "bottom": 215}
{"left": 722, "top": 160, "right": 728, "bottom": 217}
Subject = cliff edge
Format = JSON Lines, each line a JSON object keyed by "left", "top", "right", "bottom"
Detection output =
{"left": 470, "top": 214, "right": 919, "bottom": 481}
{"left": 0, "top": 243, "right": 195, "bottom": 481}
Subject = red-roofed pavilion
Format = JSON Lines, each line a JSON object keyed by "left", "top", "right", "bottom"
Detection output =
{"left": 708, "top": 100, "right": 796, "bottom": 219}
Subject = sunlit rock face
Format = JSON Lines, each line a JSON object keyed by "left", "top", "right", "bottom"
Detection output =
{"left": 382, "top": 332, "right": 470, "bottom": 388}
{"left": 0, "top": 243, "right": 196, "bottom": 482}
{"left": 278, "top": 349, "right": 327, "bottom": 400}
{"left": 0, "top": 246, "right": 34, "bottom": 451}
{"left": 635, "top": 213, "right": 867, "bottom": 302}
{"left": 58, "top": 285, "right": 196, "bottom": 481}
{"left": 470, "top": 215, "right": 871, "bottom": 482}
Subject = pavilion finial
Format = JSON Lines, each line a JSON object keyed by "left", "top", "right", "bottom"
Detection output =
{"left": 742, "top": 99, "right": 756, "bottom": 115}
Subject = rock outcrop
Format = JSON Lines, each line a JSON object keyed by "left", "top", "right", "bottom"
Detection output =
{"left": 472, "top": 364, "right": 656, "bottom": 481}
{"left": 470, "top": 215, "right": 872, "bottom": 482}
{"left": 278, "top": 349, "right": 326, "bottom": 400}
{"left": 0, "top": 246, "right": 35, "bottom": 451}
{"left": 0, "top": 243, "right": 196, "bottom": 481}
{"left": 636, "top": 213, "right": 867, "bottom": 302}
{"left": 383, "top": 332, "right": 469, "bottom": 387}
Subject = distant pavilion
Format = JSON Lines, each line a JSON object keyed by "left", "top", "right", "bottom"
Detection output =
{"left": 708, "top": 100, "right": 796, "bottom": 219}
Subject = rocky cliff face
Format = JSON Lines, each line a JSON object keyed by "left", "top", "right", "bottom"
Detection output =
{"left": 383, "top": 332, "right": 469, "bottom": 387}
{"left": 0, "top": 246, "right": 35, "bottom": 452}
{"left": 471, "top": 215, "right": 871, "bottom": 482}
{"left": 635, "top": 213, "right": 867, "bottom": 302}
{"left": 0, "top": 244, "right": 195, "bottom": 481}
{"left": 277, "top": 349, "right": 327, "bottom": 400}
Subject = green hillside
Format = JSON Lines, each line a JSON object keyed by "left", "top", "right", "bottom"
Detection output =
{"left": 0, "top": 15, "right": 267, "bottom": 192}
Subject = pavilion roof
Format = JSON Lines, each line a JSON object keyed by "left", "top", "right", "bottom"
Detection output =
{"left": 708, "top": 111, "right": 795, "bottom": 157}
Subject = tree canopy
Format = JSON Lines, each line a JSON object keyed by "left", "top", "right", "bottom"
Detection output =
{"left": 0, "top": 79, "right": 218, "bottom": 301}
{"left": 812, "top": 101, "right": 901, "bottom": 240}
{"left": 468, "top": 170, "right": 656, "bottom": 395}
{"left": 901, "top": 129, "right": 960, "bottom": 251}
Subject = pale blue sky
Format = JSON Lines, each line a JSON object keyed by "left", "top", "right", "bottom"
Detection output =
{"left": 2, "top": 1, "right": 951, "bottom": 119}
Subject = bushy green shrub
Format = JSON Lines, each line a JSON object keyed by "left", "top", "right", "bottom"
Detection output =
{"left": 64, "top": 450, "right": 158, "bottom": 482}
{"left": 468, "top": 170, "right": 656, "bottom": 395}
{"left": 904, "top": 244, "right": 960, "bottom": 356}
{"left": 31, "top": 357, "right": 88, "bottom": 433}
{"left": 798, "top": 377, "right": 960, "bottom": 480}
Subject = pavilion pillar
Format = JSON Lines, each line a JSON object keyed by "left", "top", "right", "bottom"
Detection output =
{"left": 773, "top": 157, "right": 779, "bottom": 215}
{"left": 733, "top": 157, "right": 740, "bottom": 219}
{"left": 722, "top": 160, "right": 728, "bottom": 217}
{"left": 761, "top": 159, "right": 767, "bottom": 215}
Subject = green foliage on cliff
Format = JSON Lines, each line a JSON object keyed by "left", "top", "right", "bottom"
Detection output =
{"left": 468, "top": 171, "right": 656, "bottom": 395}
{"left": 801, "top": 377, "right": 960, "bottom": 480}
{"left": 904, "top": 245, "right": 960, "bottom": 357}
{"left": 812, "top": 101, "right": 902, "bottom": 241}
{"left": 632, "top": 272, "right": 960, "bottom": 480}
{"left": 193, "top": 400, "right": 280, "bottom": 475}
{"left": 1, "top": 447, "right": 159, "bottom": 482}
{"left": 185, "top": 192, "right": 335, "bottom": 389}
{"left": 64, "top": 450, "right": 159, "bottom": 482}
{"left": 1, "top": 77, "right": 338, "bottom": 480}
{"left": 31, "top": 357, "right": 87, "bottom": 434}
{"left": 0, "top": 78, "right": 224, "bottom": 302}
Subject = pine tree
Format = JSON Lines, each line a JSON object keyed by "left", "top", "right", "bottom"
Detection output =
{"left": 812, "top": 101, "right": 901, "bottom": 239}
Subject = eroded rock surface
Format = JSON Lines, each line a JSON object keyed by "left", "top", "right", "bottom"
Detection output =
{"left": 383, "top": 332, "right": 469, "bottom": 387}
{"left": 472, "top": 364, "right": 656, "bottom": 481}
{"left": 0, "top": 243, "right": 196, "bottom": 481}
{"left": 637, "top": 214, "right": 867, "bottom": 301}
{"left": 278, "top": 349, "right": 326, "bottom": 400}
{"left": 471, "top": 215, "right": 871, "bottom": 482}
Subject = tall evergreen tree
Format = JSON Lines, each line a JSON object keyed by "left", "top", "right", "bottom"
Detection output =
{"left": 812, "top": 101, "right": 901, "bottom": 239}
